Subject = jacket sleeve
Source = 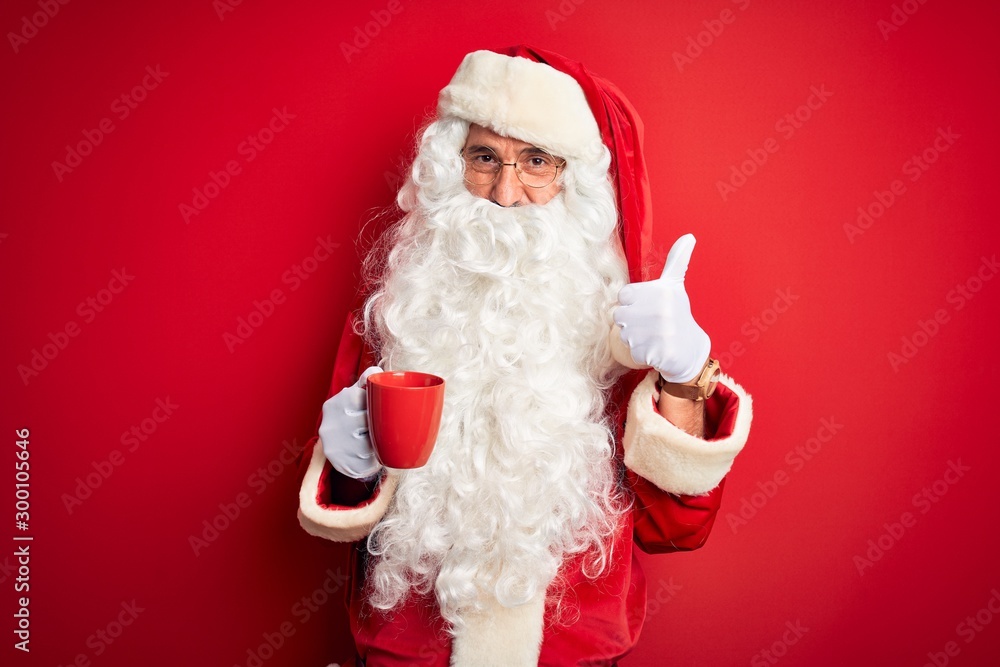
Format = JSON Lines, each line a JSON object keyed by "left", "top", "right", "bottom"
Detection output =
{"left": 296, "top": 310, "right": 397, "bottom": 542}
{"left": 623, "top": 370, "right": 752, "bottom": 553}
{"left": 297, "top": 435, "right": 398, "bottom": 542}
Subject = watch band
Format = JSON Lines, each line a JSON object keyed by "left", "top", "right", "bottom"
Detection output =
{"left": 657, "top": 357, "right": 720, "bottom": 402}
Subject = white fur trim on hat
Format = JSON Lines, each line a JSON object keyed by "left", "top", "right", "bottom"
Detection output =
{"left": 438, "top": 50, "right": 604, "bottom": 162}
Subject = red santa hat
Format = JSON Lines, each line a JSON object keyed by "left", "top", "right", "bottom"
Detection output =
{"left": 323, "top": 46, "right": 656, "bottom": 398}
{"left": 437, "top": 46, "right": 655, "bottom": 283}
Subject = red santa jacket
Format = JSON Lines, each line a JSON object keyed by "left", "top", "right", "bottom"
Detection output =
{"left": 297, "top": 326, "right": 752, "bottom": 665}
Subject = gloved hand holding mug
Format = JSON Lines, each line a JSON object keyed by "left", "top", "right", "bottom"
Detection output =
{"left": 319, "top": 366, "right": 384, "bottom": 480}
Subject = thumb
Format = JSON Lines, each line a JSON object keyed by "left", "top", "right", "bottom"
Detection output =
{"left": 660, "top": 233, "right": 697, "bottom": 281}
{"left": 357, "top": 366, "right": 383, "bottom": 387}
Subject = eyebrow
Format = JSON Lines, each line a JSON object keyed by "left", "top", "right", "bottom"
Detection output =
{"left": 463, "top": 144, "right": 555, "bottom": 156}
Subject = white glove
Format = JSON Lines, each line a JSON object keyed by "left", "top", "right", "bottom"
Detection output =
{"left": 613, "top": 234, "right": 711, "bottom": 383}
{"left": 319, "top": 366, "right": 383, "bottom": 480}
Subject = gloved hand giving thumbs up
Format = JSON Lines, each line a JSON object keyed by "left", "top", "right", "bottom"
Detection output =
{"left": 612, "top": 234, "right": 711, "bottom": 383}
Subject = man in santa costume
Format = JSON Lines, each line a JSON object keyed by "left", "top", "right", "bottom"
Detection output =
{"left": 298, "top": 46, "right": 753, "bottom": 666}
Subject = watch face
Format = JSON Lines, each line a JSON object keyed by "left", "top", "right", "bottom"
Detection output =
{"left": 698, "top": 361, "right": 716, "bottom": 385}
{"left": 704, "top": 360, "right": 721, "bottom": 399}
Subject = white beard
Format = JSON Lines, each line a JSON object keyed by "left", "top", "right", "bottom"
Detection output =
{"left": 363, "top": 185, "right": 629, "bottom": 631}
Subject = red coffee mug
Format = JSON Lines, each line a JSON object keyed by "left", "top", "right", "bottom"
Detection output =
{"left": 366, "top": 371, "right": 445, "bottom": 469}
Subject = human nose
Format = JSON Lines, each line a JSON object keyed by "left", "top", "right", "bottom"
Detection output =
{"left": 490, "top": 162, "right": 526, "bottom": 207}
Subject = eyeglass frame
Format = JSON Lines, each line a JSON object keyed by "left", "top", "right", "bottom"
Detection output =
{"left": 461, "top": 146, "right": 567, "bottom": 189}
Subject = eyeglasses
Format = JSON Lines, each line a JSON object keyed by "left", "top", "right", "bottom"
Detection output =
{"left": 462, "top": 147, "right": 566, "bottom": 188}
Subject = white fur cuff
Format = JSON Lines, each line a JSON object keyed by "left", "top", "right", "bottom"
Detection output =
{"left": 623, "top": 371, "right": 752, "bottom": 496}
{"left": 438, "top": 50, "right": 604, "bottom": 163}
{"left": 297, "top": 440, "right": 396, "bottom": 542}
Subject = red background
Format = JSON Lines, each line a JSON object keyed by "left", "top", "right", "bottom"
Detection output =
{"left": 3, "top": 0, "right": 999, "bottom": 665}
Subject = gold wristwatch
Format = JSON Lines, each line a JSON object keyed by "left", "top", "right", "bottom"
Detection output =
{"left": 657, "top": 357, "right": 720, "bottom": 402}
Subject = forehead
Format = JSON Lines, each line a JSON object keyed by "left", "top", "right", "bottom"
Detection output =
{"left": 464, "top": 123, "right": 548, "bottom": 154}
